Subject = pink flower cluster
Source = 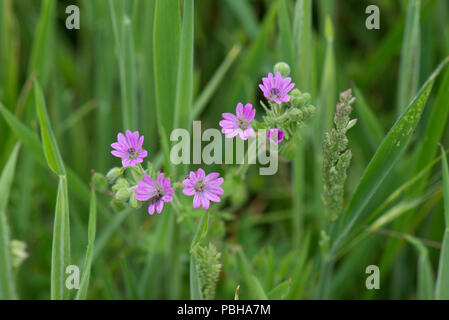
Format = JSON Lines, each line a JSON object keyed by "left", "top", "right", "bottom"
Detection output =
{"left": 219, "top": 71, "right": 294, "bottom": 144}
{"left": 111, "top": 131, "right": 224, "bottom": 215}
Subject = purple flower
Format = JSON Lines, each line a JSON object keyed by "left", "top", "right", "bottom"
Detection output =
{"left": 219, "top": 103, "right": 256, "bottom": 140}
{"left": 259, "top": 71, "right": 295, "bottom": 104}
{"left": 267, "top": 128, "right": 284, "bottom": 144}
{"left": 135, "top": 173, "right": 173, "bottom": 215}
{"left": 111, "top": 130, "right": 148, "bottom": 167}
{"left": 182, "top": 168, "right": 224, "bottom": 210}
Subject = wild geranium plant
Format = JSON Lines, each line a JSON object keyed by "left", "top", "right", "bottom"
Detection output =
{"left": 97, "top": 61, "right": 316, "bottom": 299}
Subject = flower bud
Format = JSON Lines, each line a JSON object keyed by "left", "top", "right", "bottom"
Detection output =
{"left": 114, "top": 188, "right": 130, "bottom": 202}
{"left": 274, "top": 62, "right": 290, "bottom": 77}
{"left": 111, "top": 198, "right": 126, "bottom": 211}
{"left": 291, "top": 95, "right": 305, "bottom": 108}
{"left": 92, "top": 172, "right": 108, "bottom": 191}
{"left": 112, "top": 178, "right": 129, "bottom": 192}
{"left": 289, "top": 88, "right": 301, "bottom": 98}
{"left": 288, "top": 108, "right": 303, "bottom": 121}
{"left": 129, "top": 191, "right": 142, "bottom": 209}
{"left": 302, "top": 92, "right": 311, "bottom": 103}
{"left": 106, "top": 167, "right": 122, "bottom": 184}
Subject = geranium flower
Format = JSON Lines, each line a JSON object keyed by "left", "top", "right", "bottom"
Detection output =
{"left": 219, "top": 103, "right": 256, "bottom": 140}
{"left": 259, "top": 71, "right": 295, "bottom": 104}
{"left": 182, "top": 168, "right": 224, "bottom": 210}
{"left": 111, "top": 130, "right": 148, "bottom": 167}
{"left": 135, "top": 173, "right": 173, "bottom": 215}
{"left": 267, "top": 128, "right": 284, "bottom": 144}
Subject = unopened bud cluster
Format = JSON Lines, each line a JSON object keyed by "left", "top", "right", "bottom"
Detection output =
{"left": 256, "top": 62, "right": 315, "bottom": 153}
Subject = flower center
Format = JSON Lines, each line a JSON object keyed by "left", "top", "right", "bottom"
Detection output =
{"left": 237, "top": 118, "right": 248, "bottom": 130}
{"left": 194, "top": 180, "right": 206, "bottom": 192}
{"left": 127, "top": 147, "right": 138, "bottom": 159}
{"left": 270, "top": 88, "right": 280, "bottom": 99}
{"left": 149, "top": 186, "right": 164, "bottom": 204}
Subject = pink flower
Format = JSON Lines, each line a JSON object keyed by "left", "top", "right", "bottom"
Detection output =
{"left": 219, "top": 103, "right": 256, "bottom": 140}
{"left": 267, "top": 128, "right": 284, "bottom": 144}
{"left": 259, "top": 71, "right": 295, "bottom": 104}
{"left": 135, "top": 173, "right": 173, "bottom": 215}
{"left": 182, "top": 168, "right": 224, "bottom": 210}
{"left": 111, "top": 130, "right": 148, "bottom": 167}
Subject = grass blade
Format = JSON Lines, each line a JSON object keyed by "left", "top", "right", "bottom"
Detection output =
{"left": 75, "top": 187, "right": 97, "bottom": 300}
{"left": 51, "top": 176, "right": 69, "bottom": 300}
{"left": 153, "top": 0, "right": 180, "bottom": 134}
{"left": 404, "top": 235, "right": 434, "bottom": 300}
{"left": 28, "top": 0, "right": 55, "bottom": 86}
{"left": 293, "top": 0, "right": 312, "bottom": 90}
{"left": 0, "top": 103, "right": 46, "bottom": 165}
{"left": 0, "top": 143, "right": 20, "bottom": 299}
{"left": 191, "top": 44, "right": 241, "bottom": 120}
{"left": 277, "top": 0, "right": 294, "bottom": 68}
{"left": 34, "top": 81, "right": 65, "bottom": 176}
{"left": 224, "top": 0, "right": 259, "bottom": 39}
{"left": 436, "top": 145, "right": 449, "bottom": 299}
{"left": 109, "top": 0, "right": 138, "bottom": 130}
{"left": 396, "top": 0, "right": 421, "bottom": 115}
{"left": 189, "top": 255, "right": 203, "bottom": 300}
{"left": 189, "top": 212, "right": 209, "bottom": 299}
{"left": 174, "top": 0, "right": 194, "bottom": 132}
{"left": 236, "top": 249, "right": 268, "bottom": 300}
{"left": 292, "top": 0, "right": 312, "bottom": 247}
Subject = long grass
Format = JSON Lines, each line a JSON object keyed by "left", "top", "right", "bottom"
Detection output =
{"left": 1, "top": 0, "right": 449, "bottom": 300}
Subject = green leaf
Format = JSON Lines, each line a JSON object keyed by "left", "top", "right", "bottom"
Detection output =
{"left": 34, "top": 81, "right": 65, "bottom": 176}
{"left": 236, "top": 249, "right": 268, "bottom": 300}
{"left": 293, "top": 0, "right": 312, "bottom": 90}
{"left": 411, "top": 68, "right": 449, "bottom": 196}
{"left": 277, "top": 0, "right": 294, "bottom": 68}
{"left": 436, "top": 145, "right": 449, "bottom": 299}
{"left": 268, "top": 279, "right": 291, "bottom": 299}
{"left": 318, "top": 16, "right": 336, "bottom": 131}
{"left": 28, "top": 0, "right": 55, "bottom": 85}
{"left": 174, "top": 0, "right": 194, "bottom": 132}
{"left": 0, "top": 143, "right": 20, "bottom": 299}
{"left": 75, "top": 187, "right": 97, "bottom": 300}
{"left": 0, "top": 103, "right": 45, "bottom": 164}
{"left": 153, "top": 0, "right": 180, "bottom": 134}
{"left": 51, "top": 175, "right": 70, "bottom": 300}
{"left": 153, "top": 0, "right": 180, "bottom": 171}
{"left": 108, "top": 0, "right": 138, "bottom": 130}
{"left": 404, "top": 235, "right": 434, "bottom": 300}
{"left": 396, "top": 0, "right": 421, "bottom": 115}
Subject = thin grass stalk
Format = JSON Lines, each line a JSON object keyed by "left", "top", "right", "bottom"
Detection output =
{"left": 0, "top": 143, "right": 20, "bottom": 299}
